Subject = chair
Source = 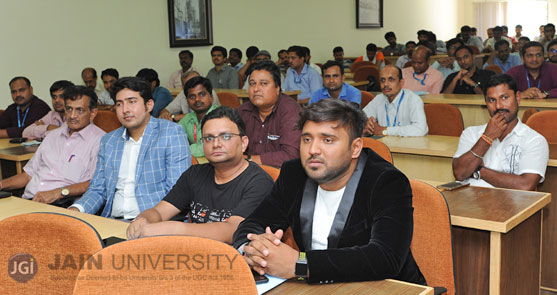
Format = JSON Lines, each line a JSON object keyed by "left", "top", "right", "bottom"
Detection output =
{"left": 93, "top": 110, "right": 121, "bottom": 133}
{"left": 484, "top": 64, "right": 503, "bottom": 74}
{"left": 72, "top": 236, "right": 257, "bottom": 294}
{"left": 350, "top": 60, "right": 375, "bottom": 72}
{"left": 216, "top": 92, "right": 241, "bottom": 108}
{"left": 0, "top": 109, "right": 4, "bottom": 117}
{"left": 0, "top": 213, "right": 103, "bottom": 295}
{"left": 260, "top": 164, "right": 280, "bottom": 181}
{"left": 191, "top": 157, "right": 199, "bottom": 165}
{"left": 424, "top": 104, "right": 464, "bottom": 136}
{"left": 521, "top": 108, "right": 538, "bottom": 123}
{"left": 353, "top": 65, "right": 380, "bottom": 85}
{"left": 526, "top": 110, "right": 557, "bottom": 144}
{"left": 362, "top": 137, "right": 393, "bottom": 164}
{"left": 409, "top": 180, "right": 455, "bottom": 295}
{"left": 360, "top": 91, "right": 375, "bottom": 108}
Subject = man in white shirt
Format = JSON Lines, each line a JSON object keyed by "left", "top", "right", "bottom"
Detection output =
{"left": 395, "top": 41, "right": 416, "bottom": 69}
{"left": 363, "top": 65, "right": 428, "bottom": 137}
{"left": 485, "top": 26, "right": 512, "bottom": 52}
{"left": 168, "top": 50, "right": 201, "bottom": 89}
{"left": 453, "top": 74, "right": 548, "bottom": 190}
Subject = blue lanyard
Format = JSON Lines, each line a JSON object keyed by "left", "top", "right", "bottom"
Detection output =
{"left": 526, "top": 72, "right": 541, "bottom": 89}
{"left": 413, "top": 72, "right": 428, "bottom": 86}
{"left": 385, "top": 90, "right": 405, "bottom": 127}
{"left": 16, "top": 106, "right": 30, "bottom": 128}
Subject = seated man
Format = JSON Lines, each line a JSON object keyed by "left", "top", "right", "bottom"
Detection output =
{"left": 395, "top": 41, "right": 417, "bottom": 69}
{"left": 127, "top": 107, "right": 273, "bottom": 243}
{"left": 233, "top": 99, "right": 425, "bottom": 285}
{"left": 547, "top": 39, "right": 557, "bottom": 64}
{"left": 69, "top": 77, "right": 190, "bottom": 219}
{"left": 540, "top": 23, "right": 556, "bottom": 50}
{"left": 276, "top": 49, "right": 290, "bottom": 76}
{"left": 484, "top": 26, "right": 512, "bottom": 52}
{"left": 453, "top": 74, "right": 548, "bottom": 190}
{"left": 310, "top": 60, "right": 361, "bottom": 105}
{"left": 81, "top": 67, "right": 101, "bottom": 96}
{"left": 206, "top": 46, "right": 239, "bottom": 89}
{"left": 402, "top": 46, "right": 443, "bottom": 95}
{"left": 136, "top": 68, "right": 172, "bottom": 117}
{"left": 283, "top": 45, "right": 323, "bottom": 101}
{"left": 460, "top": 25, "right": 484, "bottom": 52}
{"left": 239, "top": 61, "right": 301, "bottom": 168}
{"left": 228, "top": 48, "right": 244, "bottom": 71}
{"left": 0, "top": 76, "right": 51, "bottom": 138}
{"left": 97, "top": 68, "right": 119, "bottom": 105}
{"left": 354, "top": 43, "right": 386, "bottom": 69}
{"left": 507, "top": 41, "right": 557, "bottom": 98}
{"left": 483, "top": 40, "right": 522, "bottom": 73}
{"left": 241, "top": 50, "right": 274, "bottom": 90}
{"left": 443, "top": 45, "right": 496, "bottom": 94}
{"left": 168, "top": 50, "right": 201, "bottom": 89}
{"left": 0, "top": 86, "right": 105, "bottom": 204}
{"left": 332, "top": 46, "right": 352, "bottom": 69}
{"left": 178, "top": 76, "right": 218, "bottom": 158}
{"left": 363, "top": 65, "right": 427, "bottom": 136}
{"left": 382, "top": 31, "right": 405, "bottom": 56}
{"left": 23, "top": 80, "right": 74, "bottom": 140}
{"left": 431, "top": 38, "right": 462, "bottom": 79}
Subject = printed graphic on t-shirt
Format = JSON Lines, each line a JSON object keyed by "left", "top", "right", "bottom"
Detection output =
{"left": 189, "top": 201, "right": 232, "bottom": 223}
{"left": 502, "top": 145, "right": 521, "bottom": 174}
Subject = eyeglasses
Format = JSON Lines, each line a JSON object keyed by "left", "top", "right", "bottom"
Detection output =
{"left": 201, "top": 133, "right": 241, "bottom": 143}
{"left": 549, "top": 49, "right": 557, "bottom": 54}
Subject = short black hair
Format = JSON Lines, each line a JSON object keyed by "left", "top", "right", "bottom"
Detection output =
{"left": 211, "top": 46, "right": 228, "bottom": 58}
{"left": 246, "top": 46, "right": 260, "bottom": 59}
{"left": 494, "top": 40, "right": 510, "bottom": 51}
{"left": 446, "top": 38, "right": 464, "bottom": 49}
{"left": 333, "top": 46, "right": 344, "bottom": 53}
{"left": 460, "top": 25, "right": 472, "bottom": 33}
{"left": 471, "top": 27, "right": 478, "bottom": 33}
{"left": 548, "top": 39, "right": 557, "bottom": 49}
{"left": 179, "top": 50, "right": 193, "bottom": 59}
{"left": 483, "top": 74, "right": 518, "bottom": 96}
{"left": 384, "top": 31, "right": 396, "bottom": 40}
{"left": 62, "top": 85, "right": 98, "bottom": 109}
{"left": 455, "top": 45, "right": 474, "bottom": 56}
{"left": 493, "top": 26, "right": 503, "bottom": 33}
{"left": 229, "top": 48, "right": 242, "bottom": 59}
{"left": 278, "top": 49, "right": 287, "bottom": 56}
{"left": 9, "top": 76, "right": 31, "bottom": 88}
{"left": 184, "top": 76, "right": 213, "bottom": 97}
{"left": 200, "top": 106, "right": 246, "bottom": 136}
{"left": 110, "top": 77, "right": 153, "bottom": 103}
{"left": 366, "top": 43, "right": 378, "bottom": 52}
{"left": 81, "top": 67, "right": 97, "bottom": 78}
{"left": 322, "top": 60, "right": 344, "bottom": 75}
{"left": 405, "top": 41, "right": 417, "bottom": 47}
{"left": 49, "top": 80, "right": 75, "bottom": 96}
{"left": 518, "top": 36, "right": 530, "bottom": 42}
{"left": 101, "top": 68, "right": 119, "bottom": 79}
{"left": 521, "top": 41, "right": 545, "bottom": 56}
{"left": 136, "top": 68, "right": 160, "bottom": 87}
{"left": 545, "top": 23, "right": 555, "bottom": 30}
{"left": 249, "top": 61, "right": 281, "bottom": 88}
{"left": 297, "top": 98, "right": 367, "bottom": 142}
{"left": 287, "top": 45, "right": 305, "bottom": 59}
{"left": 516, "top": 24, "right": 522, "bottom": 29}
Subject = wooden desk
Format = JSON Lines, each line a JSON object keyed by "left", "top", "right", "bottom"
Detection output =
{"left": 0, "top": 143, "right": 38, "bottom": 178}
{"left": 421, "top": 94, "right": 557, "bottom": 127}
{"left": 267, "top": 278, "right": 433, "bottom": 295}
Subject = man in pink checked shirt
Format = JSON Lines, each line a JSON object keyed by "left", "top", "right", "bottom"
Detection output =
{"left": 22, "top": 80, "right": 74, "bottom": 140}
{"left": 0, "top": 86, "right": 105, "bottom": 206}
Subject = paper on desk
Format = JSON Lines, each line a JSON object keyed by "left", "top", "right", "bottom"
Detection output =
{"left": 256, "top": 275, "right": 286, "bottom": 294}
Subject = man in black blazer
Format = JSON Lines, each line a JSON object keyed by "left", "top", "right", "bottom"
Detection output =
{"left": 233, "top": 99, "right": 425, "bottom": 285}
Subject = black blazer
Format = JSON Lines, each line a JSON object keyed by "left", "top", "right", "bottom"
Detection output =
{"left": 233, "top": 149, "right": 426, "bottom": 285}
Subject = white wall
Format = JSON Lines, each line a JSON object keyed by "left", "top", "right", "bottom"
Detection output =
{"left": 0, "top": 0, "right": 473, "bottom": 108}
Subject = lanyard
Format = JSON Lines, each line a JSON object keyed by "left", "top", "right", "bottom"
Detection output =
{"left": 413, "top": 72, "right": 428, "bottom": 86}
{"left": 193, "top": 123, "right": 197, "bottom": 142}
{"left": 385, "top": 91, "right": 405, "bottom": 127}
{"left": 16, "top": 106, "right": 30, "bottom": 128}
{"left": 526, "top": 72, "right": 541, "bottom": 89}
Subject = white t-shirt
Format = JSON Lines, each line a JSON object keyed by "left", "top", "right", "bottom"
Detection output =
{"left": 311, "top": 186, "right": 345, "bottom": 250}
{"left": 453, "top": 120, "right": 549, "bottom": 187}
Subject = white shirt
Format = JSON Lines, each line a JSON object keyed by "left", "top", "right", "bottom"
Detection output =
{"left": 110, "top": 134, "right": 143, "bottom": 219}
{"left": 167, "top": 67, "right": 203, "bottom": 89}
{"left": 453, "top": 120, "right": 549, "bottom": 187}
{"left": 310, "top": 63, "right": 322, "bottom": 75}
{"left": 311, "top": 186, "right": 345, "bottom": 250}
{"left": 362, "top": 89, "right": 428, "bottom": 136}
{"left": 396, "top": 55, "right": 411, "bottom": 69}
{"left": 97, "top": 90, "right": 114, "bottom": 105}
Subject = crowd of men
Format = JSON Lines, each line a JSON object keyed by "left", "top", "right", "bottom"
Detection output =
{"left": 0, "top": 22, "right": 555, "bottom": 285}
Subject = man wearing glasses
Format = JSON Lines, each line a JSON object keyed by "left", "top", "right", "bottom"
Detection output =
{"left": 507, "top": 41, "right": 557, "bottom": 99}
{"left": 127, "top": 107, "right": 274, "bottom": 244}
{"left": 547, "top": 39, "right": 557, "bottom": 64}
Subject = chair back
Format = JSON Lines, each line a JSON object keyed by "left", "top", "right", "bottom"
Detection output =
{"left": 217, "top": 92, "right": 241, "bottom": 108}
{"left": 424, "top": 103, "right": 464, "bottom": 136}
{"left": 521, "top": 108, "right": 538, "bottom": 123}
{"left": 360, "top": 91, "right": 375, "bottom": 108}
{"left": 93, "top": 110, "right": 121, "bottom": 133}
{"left": 526, "top": 110, "right": 557, "bottom": 144}
{"left": 484, "top": 64, "right": 503, "bottom": 74}
{"left": 191, "top": 157, "right": 199, "bottom": 165}
{"left": 260, "top": 164, "right": 280, "bottom": 181}
{"left": 362, "top": 137, "right": 393, "bottom": 164}
{"left": 350, "top": 61, "right": 375, "bottom": 72}
{"left": 0, "top": 212, "right": 103, "bottom": 295}
{"left": 0, "top": 110, "right": 4, "bottom": 117}
{"left": 410, "top": 180, "right": 455, "bottom": 295}
{"left": 72, "top": 236, "right": 257, "bottom": 294}
{"left": 353, "top": 65, "right": 380, "bottom": 85}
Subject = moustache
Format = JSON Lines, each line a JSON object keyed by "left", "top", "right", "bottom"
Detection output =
{"left": 494, "top": 109, "right": 510, "bottom": 115}
{"left": 306, "top": 155, "right": 325, "bottom": 163}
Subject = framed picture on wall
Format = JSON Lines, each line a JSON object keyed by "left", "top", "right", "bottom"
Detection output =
{"left": 167, "top": 0, "right": 213, "bottom": 47}
{"left": 356, "top": 0, "right": 383, "bottom": 28}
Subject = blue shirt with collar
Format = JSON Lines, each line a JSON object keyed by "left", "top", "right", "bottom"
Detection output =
{"left": 483, "top": 54, "right": 522, "bottom": 73}
{"left": 283, "top": 64, "right": 323, "bottom": 100}
{"left": 309, "top": 82, "right": 362, "bottom": 105}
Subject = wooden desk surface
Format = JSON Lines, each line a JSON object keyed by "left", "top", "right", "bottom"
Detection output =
{"left": 379, "top": 135, "right": 459, "bottom": 157}
{"left": 0, "top": 145, "right": 38, "bottom": 161}
{"left": 266, "top": 278, "right": 432, "bottom": 295}
{"left": 0, "top": 138, "right": 25, "bottom": 149}
{"left": 422, "top": 94, "right": 557, "bottom": 108}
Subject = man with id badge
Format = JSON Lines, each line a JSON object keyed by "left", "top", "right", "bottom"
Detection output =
{"left": 363, "top": 65, "right": 428, "bottom": 136}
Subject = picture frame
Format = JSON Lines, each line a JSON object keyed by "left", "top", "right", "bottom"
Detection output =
{"left": 356, "top": 0, "right": 383, "bottom": 28}
{"left": 167, "top": 0, "right": 213, "bottom": 47}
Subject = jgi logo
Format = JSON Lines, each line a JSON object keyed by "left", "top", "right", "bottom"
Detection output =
{"left": 8, "top": 253, "right": 37, "bottom": 283}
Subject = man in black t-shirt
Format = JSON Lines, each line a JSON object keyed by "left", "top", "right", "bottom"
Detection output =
{"left": 443, "top": 45, "right": 495, "bottom": 94}
{"left": 127, "top": 107, "right": 273, "bottom": 244}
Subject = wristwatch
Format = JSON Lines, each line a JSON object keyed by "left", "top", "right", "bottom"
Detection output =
{"left": 382, "top": 129, "right": 388, "bottom": 136}
{"left": 472, "top": 166, "right": 483, "bottom": 180}
{"left": 295, "top": 252, "right": 308, "bottom": 279}
{"left": 61, "top": 187, "right": 70, "bottom": 197}
{"left": 171, "top": 114, "right": 176, "bottom": 121}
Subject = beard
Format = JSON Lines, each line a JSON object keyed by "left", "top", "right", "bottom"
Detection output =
{"left": 304, "top": 156, "right": 352, "bottom": 184}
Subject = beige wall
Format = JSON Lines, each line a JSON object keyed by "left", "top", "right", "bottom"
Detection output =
{"left": 0, "top": 0, "right": 474, "bottom": 108}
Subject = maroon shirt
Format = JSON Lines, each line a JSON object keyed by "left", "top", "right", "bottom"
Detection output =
{"left": 507, "top": 62, "right": 557, "bottom": 98}
{"left": 238, "top": 94, "right": 301, "bottom": 168}
{"left": 0, "top": 96, "right": 51, "bottom": 138}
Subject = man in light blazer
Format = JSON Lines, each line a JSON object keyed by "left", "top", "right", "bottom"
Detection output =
{"left": 70, "top": 77, "right": 190, "bottom": 219}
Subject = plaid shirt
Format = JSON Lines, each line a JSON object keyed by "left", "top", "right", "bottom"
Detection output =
{"left": 74, "top": 117, "right": 190, "bottom": 217}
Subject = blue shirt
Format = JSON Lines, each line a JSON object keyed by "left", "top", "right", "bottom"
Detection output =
{"left": 309, "top": 82, "right": 362, "bottom": 105}
{"left": 483, "top": 54, "right": 522, "bottom": 73}
{"left": 152, "top": 86, "right": 173, "bottom": 117}
{"left": 283, "top": 64, "right": 323, "bottom": 100}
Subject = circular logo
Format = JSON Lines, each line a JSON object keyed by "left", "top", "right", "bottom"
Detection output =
{"left": 8, "top": 253, "right": 37, "bottom": 283}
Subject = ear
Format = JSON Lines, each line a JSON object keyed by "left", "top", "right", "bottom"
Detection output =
{"left": 241, "top": 135, "right": 249, "bottom": 153}
{"left": 89, "top": 108, "right": 98, "bottom": 122}
{"left": 29, "top": 86, "right": 34, "bottom": 94}
{"left": 400, "top": 78, "right": 405, "bottom": 87}
{"left": 516, "top": 91, "right": 521, "bottom": 105}
{"left": 351, "top": 137, "right": 363, "bottom": 159}
{"left": 145, "top": 98, "right": 155, "bottom": 113}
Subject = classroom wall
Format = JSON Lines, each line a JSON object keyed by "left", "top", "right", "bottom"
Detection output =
{"left": 0, "top": 0, "right": 474, "bottom": 108}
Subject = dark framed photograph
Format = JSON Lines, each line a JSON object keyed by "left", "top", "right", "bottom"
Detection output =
{"left": 356, "top": 0, "right": 383, "bottom": 28}
{"left": 167, "top": 0, "right": 213, "bottom": 47}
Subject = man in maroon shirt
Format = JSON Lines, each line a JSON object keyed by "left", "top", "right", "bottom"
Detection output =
{"left": 238, "top": 61, "right": 301, "bottom": 168}
{"left": 507, "top": 41, "right": 557, "bottom": 98}
{"left": 0, "top": 77, "right": 51, "bottom": 138}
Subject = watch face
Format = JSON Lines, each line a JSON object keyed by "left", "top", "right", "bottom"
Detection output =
{"left": 61, "top": 188, "right": 70, "bottom": 196}
{"left": 473, "top": 171, "right": 479, "bottom": 180}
